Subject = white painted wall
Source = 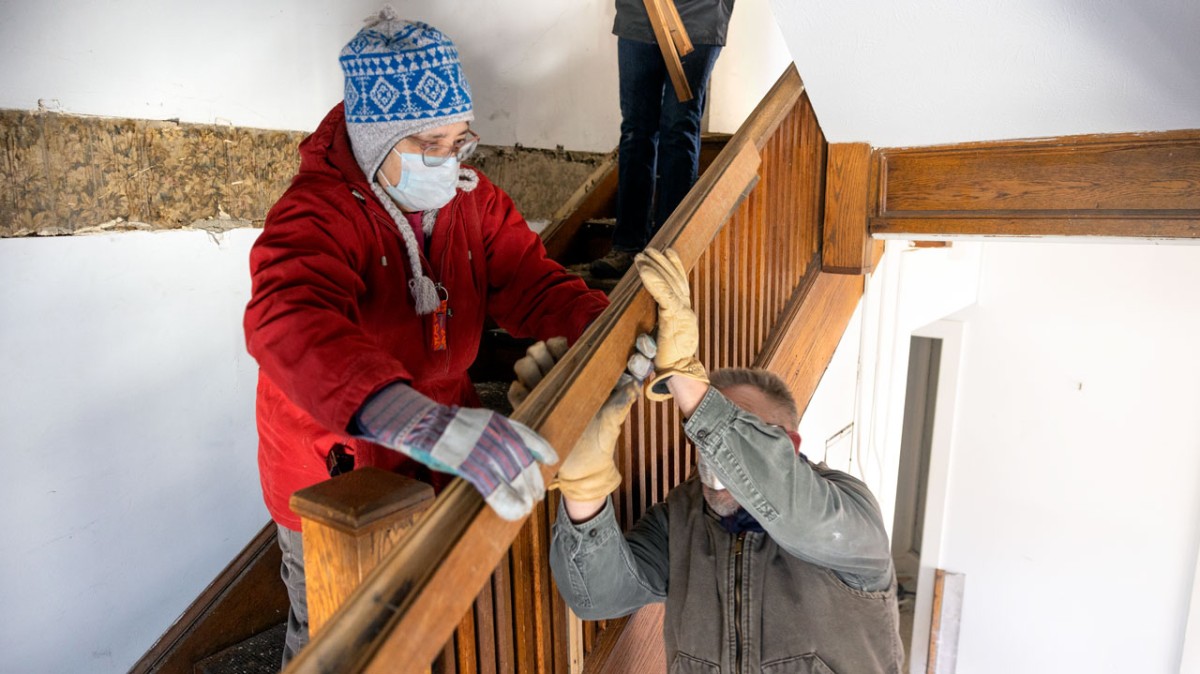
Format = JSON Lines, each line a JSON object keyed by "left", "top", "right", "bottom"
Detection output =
{"left": 706, "top": 0, "right": 794, "bottom": 135}
{"left": 770, "top": 0, "right": 1200, "bottom": 146}
{"left": 0, "top": 0, "right": 802, "bottom": 153}
{"left": 0, "top": 230, "right": 265, "bottom": 673}
{"left": 0, "top": 0, "right": 623, "bottom": 152}
{"left": 7, "top": 0, "right": 1197, "bottom": 153}
{"left": 804, "top": 241, "right": 1200, "bottom": 671}
{"left": 934, "top": 241, "right": 1200, "bottom": 673}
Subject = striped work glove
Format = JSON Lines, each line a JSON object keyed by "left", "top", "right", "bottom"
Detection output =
{"left": 356, "top": 382, "right": 558, "bottom": 521}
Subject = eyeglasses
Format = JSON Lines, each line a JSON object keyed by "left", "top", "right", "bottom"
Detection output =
{"left": 408, "top": 129, "right": 480, "bottom": 167}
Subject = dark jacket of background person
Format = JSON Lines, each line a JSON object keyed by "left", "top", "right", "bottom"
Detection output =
{"left": 613, "top": 0, "right": 736, "bottom": 46}
{"left": 550, "top": 388, "right": 905, "bottom": 673}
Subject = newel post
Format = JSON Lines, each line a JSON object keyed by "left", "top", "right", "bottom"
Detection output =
{"left": 289, "top": 467, "right": 435, "bottom": 635}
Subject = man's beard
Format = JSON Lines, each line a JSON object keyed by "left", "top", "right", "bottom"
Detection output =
{"left": 702, "top": 484, "right": 742, "bottom": 517}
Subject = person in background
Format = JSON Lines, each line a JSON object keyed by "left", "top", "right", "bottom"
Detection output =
{"left": 590, "top": 0, "right": 734, "bottom": 278}
{"left": 243, "top": 9, "right": 609, "bottom": 665}
{"left": 551, "top": 248, "right": 905, "bottom": 673}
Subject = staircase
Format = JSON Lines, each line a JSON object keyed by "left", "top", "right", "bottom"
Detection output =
{"left": 131, "top": 64, "right": 870, "bottom": 674}
{"left": 276, "top": 63, "right": 865, "bottom": 674}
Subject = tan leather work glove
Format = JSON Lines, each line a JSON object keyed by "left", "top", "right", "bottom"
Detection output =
{"left": 554, "top": 380, "right": 639, "bottom": 501}
{"left": 634, "top": 248, "right": 708, "bottom": 401}
{"left": 508, "top": 336, "right": 570, "bottom": 408}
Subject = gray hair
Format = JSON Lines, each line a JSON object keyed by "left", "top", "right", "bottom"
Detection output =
{"left": 708, "top": 368, "right": 799, "bottom": 428}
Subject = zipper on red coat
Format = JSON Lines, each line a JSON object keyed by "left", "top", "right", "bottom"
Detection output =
{"left": 734, "top": 531, "right": 746, "bottom": 674}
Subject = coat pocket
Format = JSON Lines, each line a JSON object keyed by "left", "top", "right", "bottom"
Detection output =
{"left": 669, "top": 653, "right": 719, "bottom": 674}
{"left": 761, "top": 653, "right": 836, "bottom": 674}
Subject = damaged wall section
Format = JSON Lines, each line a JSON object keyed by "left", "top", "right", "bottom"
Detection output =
{"left": 0, "top": 110, "right": 608, "bottom": 238}
{"left": 470, "top": 144, "right": 610, "bottom": 224}
{"left": 0, "top": 110, "right": 305, "bottom": 237}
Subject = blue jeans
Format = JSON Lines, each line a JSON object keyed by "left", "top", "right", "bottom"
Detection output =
{"left": 613, "top": 38, "right": 722, "bottom": 252}
{"left": 277, "top": 525, "right": 309, "bottom": 668}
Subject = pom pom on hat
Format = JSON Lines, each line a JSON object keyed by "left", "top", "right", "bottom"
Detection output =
{"left": 340, "top": 7, "right": 474, "bottom": 181}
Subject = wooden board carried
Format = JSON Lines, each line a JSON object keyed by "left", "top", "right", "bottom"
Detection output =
{"left": 643, "top": 0, "right": 694, "bottom": 102}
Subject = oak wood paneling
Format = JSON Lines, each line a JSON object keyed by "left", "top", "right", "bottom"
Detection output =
{"left": 822, "top": 143, "right": 873, "bottom": 274}
{"left": 584, "top": 605, "right": 665, "bottom": 674}
{"left": 643, "top": 0, "right": 693, "bottom": 102}
{"left": 756, "top": 269, "right": 865, "bottom": 417}
{"left": 872, "top": 130, "right": 1200, "bottom": 239}
{"left": 541, "top": 155, "right": 618, "bottom": 261}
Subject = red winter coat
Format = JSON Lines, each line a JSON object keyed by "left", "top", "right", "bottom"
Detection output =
{"left": 244, "top": 104, "right": 609, "bottom": 530}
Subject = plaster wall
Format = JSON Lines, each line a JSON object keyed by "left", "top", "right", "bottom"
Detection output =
{"left": 0, "top": 0, "right": 623, "bottom": 152}
{"left": 0, "top": 230, "right": 265, "bottom": 673}
{"left": 706, "top": 0, "right": 794, "bottom": 135}
{"left": 936, "top": 241, "right": 1200, "bottom": 672}
{"left": 804, "top": 241, "right": 1200, "bottom": 670}
{"left": 770, "top": 0, "right": 1200, "bottom": 146}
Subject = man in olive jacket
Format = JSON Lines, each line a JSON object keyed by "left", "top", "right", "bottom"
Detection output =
{"left": 548, "top": 249, "right": 905, "bottom": 673}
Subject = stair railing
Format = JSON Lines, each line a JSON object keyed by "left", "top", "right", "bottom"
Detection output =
{"left": 287, "top": 63, "right": 849, "bottom": 674}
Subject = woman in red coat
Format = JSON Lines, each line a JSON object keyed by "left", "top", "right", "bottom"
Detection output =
{"left": 243, "top": 10, "right": 609, "bottom": 663}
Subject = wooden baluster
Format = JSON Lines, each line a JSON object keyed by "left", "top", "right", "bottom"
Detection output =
{"left": 289, "top": 467, "right": 435, "bottom": 642}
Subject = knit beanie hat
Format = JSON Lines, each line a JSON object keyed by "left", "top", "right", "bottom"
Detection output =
{"left": 339, "top": 8, "right": 475, "bottom": 315}
{"left": 341, "top": 8, "right": 475, "bottom": 181}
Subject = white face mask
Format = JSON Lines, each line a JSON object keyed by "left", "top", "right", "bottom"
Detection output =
{"left": 378, "top": 149, "right": 459, "bottom": 212}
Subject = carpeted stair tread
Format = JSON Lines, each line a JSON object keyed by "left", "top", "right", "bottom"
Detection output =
{"left": 193, "top": 623, "right": 286, "bottom": 674}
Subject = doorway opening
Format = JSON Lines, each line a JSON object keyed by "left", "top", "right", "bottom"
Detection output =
{"left": 893, "top": 335, "right": 942, "bottom": 662}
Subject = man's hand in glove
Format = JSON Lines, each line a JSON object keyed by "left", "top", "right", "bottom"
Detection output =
{"left": 356, "top": 383, "right": 558, "bottom": 521}
{"left": 508, "top": 336, "right": 570, "bottom": 408}
{"left": 558, "top": 379, "right": 639, "bottom": 522}
{"left": 634, "top": 248, "right": 708, "bottom": 401}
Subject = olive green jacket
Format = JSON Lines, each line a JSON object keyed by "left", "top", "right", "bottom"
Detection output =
{"left": 550, "top": 388, "right": 905, "bottom": 673}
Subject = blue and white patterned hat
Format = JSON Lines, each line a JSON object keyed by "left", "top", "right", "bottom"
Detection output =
{"left": 341, "top": 7, "right": 474, "bottom": 180}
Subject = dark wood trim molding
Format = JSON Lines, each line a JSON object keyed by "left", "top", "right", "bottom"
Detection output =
{"left": 870, "top": 129, "right": 1200, "bottom": 240}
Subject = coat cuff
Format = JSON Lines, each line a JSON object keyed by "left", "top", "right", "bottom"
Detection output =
{"left": 554, "top": 496, "right": 620, "bottom": 554}
{"left": 682, "top": 387, "right": 740, "bottom": 452}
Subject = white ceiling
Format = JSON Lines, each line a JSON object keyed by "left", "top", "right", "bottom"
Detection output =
{"left": 769, "top": 0, "right": 1200, "bottom": 148}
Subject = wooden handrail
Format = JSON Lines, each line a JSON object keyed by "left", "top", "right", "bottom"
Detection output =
{"left": 285, "top": 64, "right": 836, "bottom": 674}
{"left": 286, "top": 140, "right": 763, "bottom": 674}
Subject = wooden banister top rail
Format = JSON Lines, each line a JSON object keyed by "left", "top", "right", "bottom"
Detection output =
{"left": 284, "top": 64, "right": 803, "bottom": 672}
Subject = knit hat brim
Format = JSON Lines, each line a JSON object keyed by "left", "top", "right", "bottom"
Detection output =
{"left": 340, "top": 13, "right": 475, "bottom": 181}
{"left": 350, "top": 109, "right": 475, "bottom": 182}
